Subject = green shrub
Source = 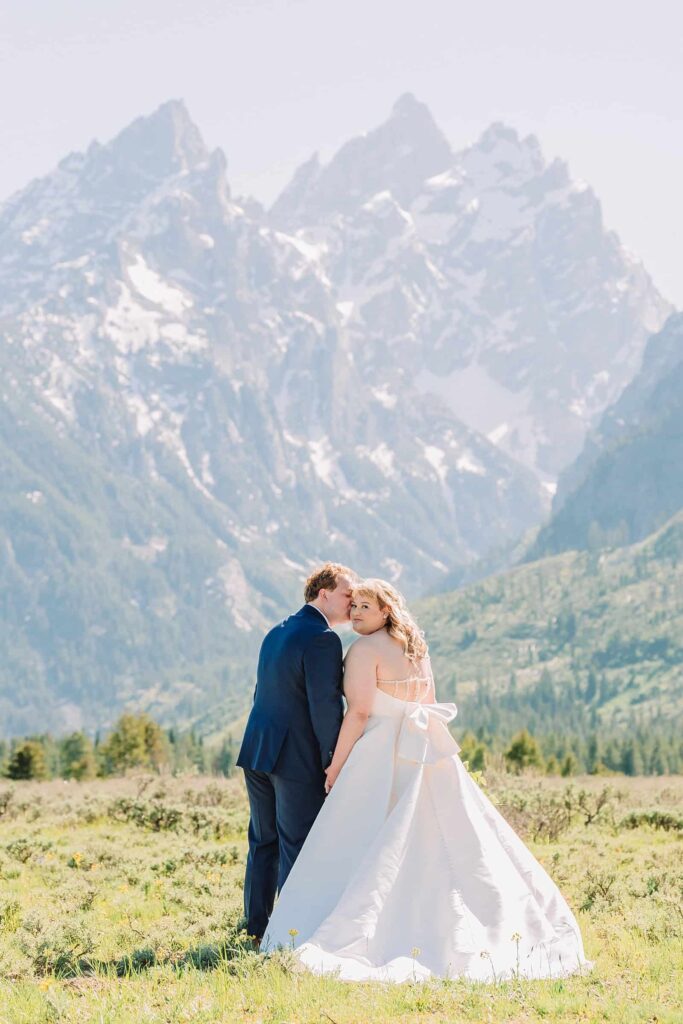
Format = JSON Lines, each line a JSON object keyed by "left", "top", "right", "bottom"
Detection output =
{"left": 0, "top": 899, "right": 21, "bottom": 933}
{"left": 620, "top": 810, "right": 683, "bottom": 832}
{"left": 108, "top": 798, "right": 182, "bottom": 832}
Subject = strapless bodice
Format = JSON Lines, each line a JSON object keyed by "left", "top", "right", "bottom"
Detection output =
{"left": 375, "top": 672, "right": 432, "bottom": 703}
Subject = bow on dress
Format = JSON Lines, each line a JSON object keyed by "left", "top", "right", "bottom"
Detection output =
{"left": 395, "top": 701, "right": 461, "bottom": 765}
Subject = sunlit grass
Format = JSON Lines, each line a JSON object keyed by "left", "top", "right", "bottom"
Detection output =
{"left": 1, "top": 774, "right": 681, "bottom": 1023}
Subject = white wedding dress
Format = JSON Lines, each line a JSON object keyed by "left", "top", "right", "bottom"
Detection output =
{"left": 262, "top": 682, "right": 590, "bottom": 983}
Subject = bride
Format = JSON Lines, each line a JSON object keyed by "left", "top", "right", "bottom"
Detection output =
{"left": 261, "top": 578, "right": 590, "bottom": 982}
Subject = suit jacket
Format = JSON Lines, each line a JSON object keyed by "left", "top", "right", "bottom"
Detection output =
{"left": 236, "top": 604, "right": 344, "bottom": 781}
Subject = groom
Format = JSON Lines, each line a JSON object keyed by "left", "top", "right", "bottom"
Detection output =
{"left": 237, "top": 561, "right": 356, "bottom": 941}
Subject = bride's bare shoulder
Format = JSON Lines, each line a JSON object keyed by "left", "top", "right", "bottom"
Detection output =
{"left": 345, "top": 634, "right": 382, "bottom": 662}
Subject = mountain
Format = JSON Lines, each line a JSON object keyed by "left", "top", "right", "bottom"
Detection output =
{"left": 0, "top": 100, "right": 545, "bottom": 737}
{"left": 531, "top": 313, "right": 683, "bottom": 556}
{"left": 271, "top": 93, "right": 454, "bottom": 224}
{"left": 271, "top": 95, "right": 671, "bottom": 482}
{"left": 419, "top": 509, "right": 683, "bottom": 734}
{"left": 0, "top": 96, "right": 673, "bottom": 738}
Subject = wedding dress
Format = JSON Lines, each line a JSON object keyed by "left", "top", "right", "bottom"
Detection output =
{"left": 261, "top": 679, "right": 590, "bottom": 983}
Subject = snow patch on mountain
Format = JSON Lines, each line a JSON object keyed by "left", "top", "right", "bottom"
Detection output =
{"left": 423, "top": 444, "right": 448, "bottom": 483}
{"left": 361, "top": 442, "right": 397, "bottom": 479}
{"left": 456, "top": 450, "right": 486, "bottom": 476}
{"left": 127, "top": 253, "right": 193, "bottom": 314}
{"left": 371, "top": 384, "right": 397, "bottom": 409}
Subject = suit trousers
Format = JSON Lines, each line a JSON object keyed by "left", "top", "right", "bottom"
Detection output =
{"left": 242, "top": 768, "right": 326, "bottom": 939}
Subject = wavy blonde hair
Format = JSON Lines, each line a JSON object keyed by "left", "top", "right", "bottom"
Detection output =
{"left": 352, "top": 578, "right": 428, "bottom": 663}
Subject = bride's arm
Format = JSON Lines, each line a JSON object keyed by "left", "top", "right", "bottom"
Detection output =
{"left": 324, "top": 640, "right": 376, "bottom": 793}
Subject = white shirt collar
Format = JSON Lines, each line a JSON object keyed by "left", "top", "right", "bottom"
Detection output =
{"left": 308, "top": 603, "right": 331, "bottom": 628}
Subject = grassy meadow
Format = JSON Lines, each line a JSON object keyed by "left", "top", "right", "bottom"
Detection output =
{"left": 0, "top": 772, "right": 681, "bottom": 1024}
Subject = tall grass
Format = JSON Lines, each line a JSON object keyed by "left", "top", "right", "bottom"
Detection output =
{"left": 1, "top": 774, "right": 681, "bottom": 1023}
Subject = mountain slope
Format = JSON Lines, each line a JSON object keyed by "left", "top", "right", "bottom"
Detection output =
{"left": 531, "top": 313, "right": 683, "bottom": 556}
{"left": 419, "top": 510, "right": 683, "bottom": 731}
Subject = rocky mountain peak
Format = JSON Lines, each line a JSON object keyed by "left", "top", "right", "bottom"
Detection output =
{"left": 461, "top": 121, "right": 545, "bottom": 185}
{"left": 389, "top": 91, "right": 439, "bottom": 130}
{"left": 391, "top": 91, "right": 423, "bottom": 115}
{"left": 266, "top": 103, "right": 671, "bottom": 482}
{"left": 270, "top": 94, "right": 452, "bottom": 227}
{"left": 476, "top": 121, "right": 525, "bottom": 150}
{"left": 78, "top": 99, "right": 211, "bottom": 206}
{"left": 0, "top": 101, "right": 223, "bottom": 297}
{"left": 379, "top": 92, "right": 453, "bottom": 172}
{"left": 107, "top": 99, "right": 210, "bottom": 177}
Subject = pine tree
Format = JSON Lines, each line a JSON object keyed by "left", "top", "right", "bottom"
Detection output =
{"left": 620, "top": 739, "right": 644, "bottom": 776}
{"left": 6, "top": 741, "right": 49, "bottom": 781}
{"left": 586, "top": 733, "right": 602, "bottom": 774}
{"left": 602, "top": 738, "right": 620, "bottom": 772}
{"left": 60, "top": 732, "right": 97, "bottom": 780}
{"left": 212, "top": 738, "right": 236, "bottom": 777}
{"left": 504, "top": 730, "right": 542, "bottom": 773}
{"left": 649, "top": 738, "right": 667, "bottom": 776}
{"left": 459, "top": 731, "right": 487, "bottom": 772}
{"left": 100, "top": 714, "right": 169, "bottom": 775}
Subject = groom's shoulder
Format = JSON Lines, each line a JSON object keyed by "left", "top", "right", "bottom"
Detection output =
{"left": 295, "top": 606, "right": 343, "bottom": 653}
{"left": 265, "top": 605, "right": 325, "bottom": 641}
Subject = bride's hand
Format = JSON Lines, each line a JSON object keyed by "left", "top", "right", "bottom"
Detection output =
{"left": 324, "top": 766, "right": 338, "bottom": 794}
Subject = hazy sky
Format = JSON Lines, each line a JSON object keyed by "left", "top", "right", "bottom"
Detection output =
{"left": 2, "top": 0, "right": 681, "bottom": 304}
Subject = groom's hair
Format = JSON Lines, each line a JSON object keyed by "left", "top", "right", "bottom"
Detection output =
{"left": 304, "top": 562, "right": 356, "bottom": 602}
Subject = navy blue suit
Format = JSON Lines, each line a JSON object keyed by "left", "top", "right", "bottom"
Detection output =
{"left": 237, "top": 604, "right": 344, "bottom": 938}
